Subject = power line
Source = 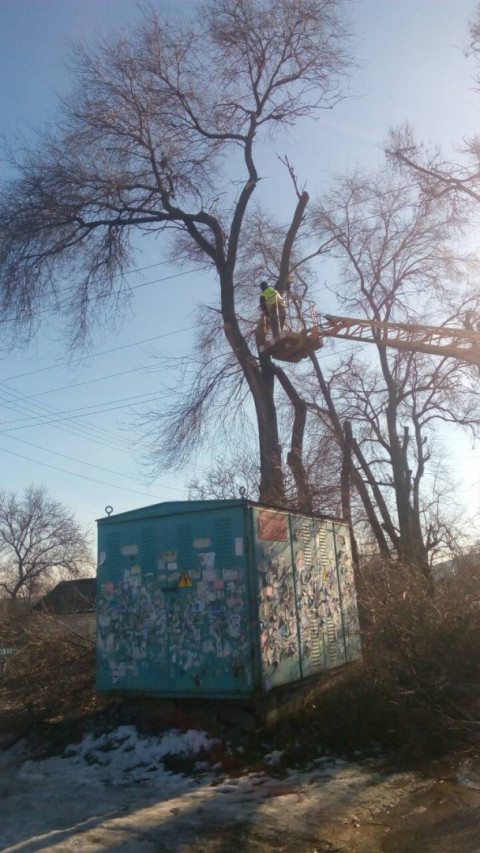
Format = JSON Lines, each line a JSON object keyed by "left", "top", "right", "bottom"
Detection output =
{"left": 0, "top": 387, "right": 132, "bottom": 452}
{"left": 0, "top": 431, "right": 185, "bottom": 494}
{"left": 0, "top": 389, "right": 166, "bottom": 429}
{"left": 0, "top": 329, "right": 194, "bottom": 448}
{"left": 0, "top": 324, "right": 194, "bottom": 448}
{"left": 0, "top": 266, "right": 206, "bottom": 327}
{"left": 0, "top": 444, "right": 184, "bottom": 499}
{"left": 0, "top": 340, "right": 364, "bottom": 432}
{"left": 4, "top": 334, "right": 470, "bottom": 437}
{"left": 1, "top": 359, "right": 178, "bottom": 406}
{"left": 0, "top": 324, "right": 193, "bottom": 383}
{"left": 0, "top": 252, "right": 205, "bottom": 326}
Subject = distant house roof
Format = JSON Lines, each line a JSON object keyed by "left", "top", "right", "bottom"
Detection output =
{"left": 36, "top": 578, "right": 96, "bottom": 614}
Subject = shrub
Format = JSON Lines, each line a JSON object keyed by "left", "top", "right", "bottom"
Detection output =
{"left": 0, "top": 603, "right": 101, "bottom": 746}
{"left": 322, "top": 558, "right": 480, "bottom": 757}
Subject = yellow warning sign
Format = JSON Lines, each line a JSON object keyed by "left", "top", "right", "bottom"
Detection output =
{"left": 178, "top": 572, "right": 194, "bottom": 588}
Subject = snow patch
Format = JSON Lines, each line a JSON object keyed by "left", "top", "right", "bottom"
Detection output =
{"left": 264, "top": 749, "right": 284, "bottom": 765}
{"left": 14, "top": 725, "right": 220, "bottom": 790}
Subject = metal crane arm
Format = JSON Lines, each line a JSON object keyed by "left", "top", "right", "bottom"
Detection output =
{"left": 320, "top": 315, "right": 480, "bottom": 367}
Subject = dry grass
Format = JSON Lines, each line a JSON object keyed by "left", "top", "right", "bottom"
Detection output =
{"left": 268, "top": 560, "right": 480, "bottom": 763}
{"left": 2, "top": 560, "right": 480, "bottom": 764}
{"left": 0, "top": 605, "right": 105, "bottom": 750}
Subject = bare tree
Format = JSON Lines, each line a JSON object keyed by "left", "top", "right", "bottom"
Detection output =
{"left": 188, "top": 449, "right": 260, "bottom": 501}
{"left": 0, "top": 0, "right": 354, "bottom": 505}
{"left": 307, "top": 166, "right": 480, "bottom": 574}
{"left": 186, "top": 427, "right": 342, "bottom": 515}
{"left": 0, "top": 485, "right": 92, "bottom": 602}
{"left": 386, "top": 122, "right": 480, "bottom": 227}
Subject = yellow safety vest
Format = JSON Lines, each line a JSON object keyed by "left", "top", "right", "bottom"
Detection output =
{"left": 262, "top": 287, "right": 285, "bottom": 308}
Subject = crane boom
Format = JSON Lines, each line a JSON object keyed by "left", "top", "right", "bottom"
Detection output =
{"left": 320, "top": 314, "right": 480, "bottom": 367}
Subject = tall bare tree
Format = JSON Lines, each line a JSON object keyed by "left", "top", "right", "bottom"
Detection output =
{"left": 307, "top": 166, "right": 480, "bottom": 573}
{"left": 0, "top": 485, "right": 92, "bottom": 602}
{"left": 0, "top": 0, "right": 354, "bottom": 505}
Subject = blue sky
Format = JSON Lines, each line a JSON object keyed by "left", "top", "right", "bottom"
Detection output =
{"left": 0, "top": 0, "right": 479, "bottom": 549}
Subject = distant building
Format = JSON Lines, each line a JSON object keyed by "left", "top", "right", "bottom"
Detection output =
{"left": 36, "top": 578, "right": 96, "bottom": 640}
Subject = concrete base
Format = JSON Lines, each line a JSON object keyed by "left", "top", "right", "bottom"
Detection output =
{"left": 111, "top": 670, "right": 354, "bottom": 736}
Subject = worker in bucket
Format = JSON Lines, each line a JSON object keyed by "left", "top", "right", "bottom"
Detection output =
{"left": 259, "top": 281, "right": 287, "bottom": 339}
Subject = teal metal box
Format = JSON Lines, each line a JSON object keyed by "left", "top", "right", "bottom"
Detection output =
{"left": 96, "top": 500, "right": 361, "bottom": 698}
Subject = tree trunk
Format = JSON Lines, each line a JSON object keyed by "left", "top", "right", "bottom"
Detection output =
{"left": 273, "top": 364, "right": 313, "bottom": 512}
{"left": 341, "top": 420, "right": 360, "bottom": 568}
{"left": 256, "top": 353, "right": 285, "bottom": 504}
{"left": 310, "top": 352, "right": 393, "bottom": 560}
{"left": 386, "top": 410, "right": 430, "bottom": 576}
{"left": 221, "top": 267, "right": 285, "bottom": 504}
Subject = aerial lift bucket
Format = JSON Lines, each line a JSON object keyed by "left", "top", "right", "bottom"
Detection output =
{"left": 257, "top": 296, "right": 324, "bottom": 363}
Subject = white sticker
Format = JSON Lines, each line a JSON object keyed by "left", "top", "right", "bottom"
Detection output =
{"left": 163, "top": 550, "right": 177, "bottom": 562}
{"left": 121, "top": 544, "right": 138, "bottom": 556}
{"left": 235, "top": 538, "right": 243, "bottom": 556}
{"left": 223, "top": 569, "right": 238, "bottom": 581}
{"left": 203, "top": 568, "right": 216, "bottom": 581}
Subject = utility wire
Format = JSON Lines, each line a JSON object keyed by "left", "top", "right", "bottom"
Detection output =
{"left": 0, "top": 340, "right": 367, "bottom": 432}
{"left": 0, "top": 399, "right": 130, "bottom": 452}
{"left": 0, "top": 389, "right": 166, "bottom": 429}
{"left": 0, "top": 324, "right": 193, "bottom": 383}
{"left": 0, "top": 325, "right": 193, "bottom": 450}
{"left": 5, "top": 334, "right": 464, "bottom": 435}
{"left": 1, "top": 360, "right": 177, "bottom": 406}
{"left": 0, "top": 266, "right": 206, "bottom": 327}
{"left": 0, "top": 385, "right": 132, "bottom": 452}
{"left": 0, "top": 444, "right": 184, "bottom": 500}
{"left": 0, "top": 432, "right": 185, "bottom": 493}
